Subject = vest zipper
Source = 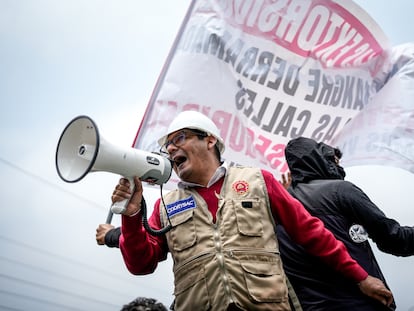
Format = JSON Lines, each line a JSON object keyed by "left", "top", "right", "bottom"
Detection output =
{"left": 213, "top": 221, "right": 234, "bottom": 305}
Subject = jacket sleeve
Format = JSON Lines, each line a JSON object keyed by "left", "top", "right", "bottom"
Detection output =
{"left": 339, "top": 181, "right": 414, "bottom": 256}
{"left": 119, "top": 197, "right": 169, "bottom": 275}
{"left": 262, "top": 170, "right": 368, "bottom": 283}
{"left": 104, "top": 226, "right": 121, "bottom": 248}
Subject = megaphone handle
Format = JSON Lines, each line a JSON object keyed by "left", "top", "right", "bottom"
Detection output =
{"left": 111, "top": 177, "right": 135, "bottom": 214}
{"left": 105, "top": 209, "right": 114, "bottom": 224}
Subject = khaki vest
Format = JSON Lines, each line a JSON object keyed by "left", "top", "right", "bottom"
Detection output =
{"left": 160, "top": 166, "right": 291, "bottom": 311}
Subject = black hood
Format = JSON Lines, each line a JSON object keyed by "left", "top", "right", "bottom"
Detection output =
{"left": 285, "top": 137, "right": 346, "bottom": 187}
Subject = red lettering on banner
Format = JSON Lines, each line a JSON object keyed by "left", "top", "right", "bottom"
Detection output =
{"left": 268, "top": 143, "right": 289, "bottom": 172}
{"left": 244, "top": 127, "right": 257, "bottom": 159}
{"left": 183, "top": 103, "right": 201, "bottom": 111}
{"left": 254, "top": 134, "right": 272, "bottom": 165}
{"left": 197, "top": 0, "right": 383, "bottom": 68}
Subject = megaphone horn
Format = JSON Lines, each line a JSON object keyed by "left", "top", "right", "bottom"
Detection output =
{"left": 55, "top": 115, "right": 172, "bottom": 214}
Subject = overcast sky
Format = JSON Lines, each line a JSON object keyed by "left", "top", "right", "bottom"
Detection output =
{"left": 0, "top": 1, "right": 413, "bottom": 310}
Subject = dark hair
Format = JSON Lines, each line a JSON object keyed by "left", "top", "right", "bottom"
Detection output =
{"left": 186, "top": 128, "right": 208, "bottom": 139}
{"left": 120, "top": 297, "right": 168, "bottom": 311}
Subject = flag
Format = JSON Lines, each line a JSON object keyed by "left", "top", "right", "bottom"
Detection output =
{"left": 132, "top": 0, "right": 410, "bottom": 187}
{"left": 331, "top": 43, "right": 414, "bottom": 174}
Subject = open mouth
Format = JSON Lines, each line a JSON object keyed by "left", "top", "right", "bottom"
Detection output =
{"left": 173, "top": 155, "right": 187, "bottom": 168}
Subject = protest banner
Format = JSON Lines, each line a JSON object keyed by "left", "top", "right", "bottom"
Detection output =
{"left": 132, "top": 0, "right": 414, "bottom": 187}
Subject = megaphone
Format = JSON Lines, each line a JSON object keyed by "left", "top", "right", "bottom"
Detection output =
{"left": 55, "top": 115, "right": 172, "bottom": 215}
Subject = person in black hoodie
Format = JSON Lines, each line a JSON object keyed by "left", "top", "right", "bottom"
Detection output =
{"left": 277, "top": 136, "right": 414, "bottom": 310}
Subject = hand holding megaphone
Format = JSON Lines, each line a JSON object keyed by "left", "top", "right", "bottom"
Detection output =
{"left": 55, "top": 115, "right": 172, "bottom": 215}
{"left": 112, "top": 176, "right": 143, "bottom": 216}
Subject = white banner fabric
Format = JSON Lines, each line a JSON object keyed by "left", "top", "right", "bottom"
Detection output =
{"left": 132, "top": 0, "right": 412, "bottom": 188}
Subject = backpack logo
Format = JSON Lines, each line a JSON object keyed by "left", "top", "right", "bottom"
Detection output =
{"left": 349, "top": 224, "right": 368, "bottom": 243}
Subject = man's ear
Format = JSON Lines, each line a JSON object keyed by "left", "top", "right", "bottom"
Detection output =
{"left": 206, "top": 135, "right": 218, "bottom": 150}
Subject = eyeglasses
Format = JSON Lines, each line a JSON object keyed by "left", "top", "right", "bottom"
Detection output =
{"left": 160, "top": 130, "right": 207, "bottom": 156}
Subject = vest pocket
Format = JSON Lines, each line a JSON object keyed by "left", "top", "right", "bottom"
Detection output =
{"left": 240, "top": 261, "right": 288, "bottom": 303}
{"left": 233, "top": 198, "right": 263, "bottom": 236}
{"left": 169, "top": 209, "right": 197, "bottom": 251}
{"left": 174, "top": 266, "right": 211, "bottom": 310}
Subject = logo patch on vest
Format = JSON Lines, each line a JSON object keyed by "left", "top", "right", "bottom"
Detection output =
{"left": 166, "top": 196, "right": 196, "bottom": 217}
{"left": 232, "top": 180, "right": 249, "bottom": 195}
{"left": 349, "top": 224, "right": 368, "bottom": 243}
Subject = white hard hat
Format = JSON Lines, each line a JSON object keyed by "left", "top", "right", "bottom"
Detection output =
{"left": 158, "top": 110, "right": 225, "bottom": 154}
